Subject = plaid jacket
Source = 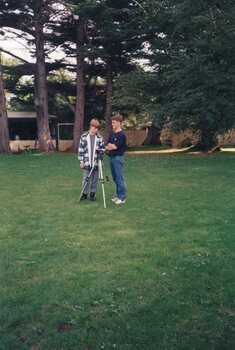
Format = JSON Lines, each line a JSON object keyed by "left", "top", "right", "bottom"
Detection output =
{"left": 78, "top": 132, "right": 105, "bottom": 170}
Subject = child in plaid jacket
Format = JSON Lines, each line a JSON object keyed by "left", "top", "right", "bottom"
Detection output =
{"left": 78, "top": 119, "right": 105, "bottom": 201}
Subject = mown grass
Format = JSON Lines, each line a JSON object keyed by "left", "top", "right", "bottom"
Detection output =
{"left": 0, "top": 151, "right": 234, "bottom": 350}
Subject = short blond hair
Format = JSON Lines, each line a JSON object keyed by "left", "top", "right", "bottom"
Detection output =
{"left": 90, "top": 119, "right": 100, "bottom": 128}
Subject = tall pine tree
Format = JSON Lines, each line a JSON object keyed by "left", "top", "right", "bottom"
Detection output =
{"left": 0, "top": 0, "right": 63, "bottom": 151}
{"left": 145, "top": 0, "right": 235, "bottom": 151}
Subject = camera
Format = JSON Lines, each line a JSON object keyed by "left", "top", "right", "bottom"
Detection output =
{"left": 96, "top": 149, "right": 105, "bottom": 156}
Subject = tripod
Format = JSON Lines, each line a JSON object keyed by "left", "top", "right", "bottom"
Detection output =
{"left": 78, "top": 155, "right": 107, "bottom": 208}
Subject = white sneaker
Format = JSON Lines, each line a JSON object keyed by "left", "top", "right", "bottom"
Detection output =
{"left": 111, "top": 197, "right": 118, "bottom": 202}
{"left": 114, "top": 198, "right": 126, "bottom": 205}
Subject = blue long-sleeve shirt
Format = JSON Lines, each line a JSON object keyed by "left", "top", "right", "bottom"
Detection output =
{"left": 108, "top": 131, "right": 127, "bottom": 157}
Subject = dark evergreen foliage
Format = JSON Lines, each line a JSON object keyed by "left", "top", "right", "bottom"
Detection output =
{"left": 146, "top": 0, "right": 235, "bottom": 150}
{"left": 0, "top": 0, "right": 234, "bottom": 152}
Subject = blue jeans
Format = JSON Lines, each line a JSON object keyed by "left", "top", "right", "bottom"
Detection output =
{"left": 110, "top": 156, "right": 126, "bottom": 200}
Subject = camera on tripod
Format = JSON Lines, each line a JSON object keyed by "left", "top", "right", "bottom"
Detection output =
{"left": 96, "top": 149, "right": 105, "bottom": 158}
{"left": 78, "top": 148, "right": 107, "bottom": 208}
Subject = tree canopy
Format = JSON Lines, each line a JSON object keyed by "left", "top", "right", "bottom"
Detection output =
{"left": 0, "top": 0, "right": 234, "bottom": 152}
{"left": 142, "top": 0, "right": 235, "bottom": 150}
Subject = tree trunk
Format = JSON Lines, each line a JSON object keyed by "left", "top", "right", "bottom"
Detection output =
{"left": 103, "top": 63, "right": 113, "bottom": 142}
{"left": 73, "top": 20, "right": 85, "bottom": 152}
{"left": 73, "top": 56, "right": 85, "bottom": 151}
{"left": 33, "top": 0, "right": 55, "bottom": 152}
{"left": 0, "top": 62, "right": 11, "bottom": 153}
{"left": 143, "top": 124, "right": 161, "bottom": 145}
{"left": 195, "top": 129, "right": 218, "bottom": 153}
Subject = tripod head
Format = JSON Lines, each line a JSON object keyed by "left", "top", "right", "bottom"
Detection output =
{"left": 78, "top": 149, "right": 108, "bottom": 208}
{"left": 96, "top": 149, "right": 105, "bottom": 160}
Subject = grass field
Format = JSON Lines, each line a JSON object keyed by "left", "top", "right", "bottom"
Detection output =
{"left": 0, "top": 151, "right": 234, "bottom": 350}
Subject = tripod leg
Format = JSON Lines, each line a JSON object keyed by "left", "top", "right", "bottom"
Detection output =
{"left": 99, "top": 159, "right": 106, "bottom": 208}
{"left": 78, "top": 165, "right": 95, "bottom": 202}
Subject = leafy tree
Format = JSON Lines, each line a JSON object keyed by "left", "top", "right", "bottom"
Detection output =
{"left": 113, "top": 68, "right": 160, "bottom": 122}
{"left": 1, "top": 0, "right": 148, "bottom": 150}
{"left": 0, "top": 0, "right": 64, "bottom": 151}
{"left": 50, "top": 0, "right": 93, "bottom": 150}
{"left": 91, "top": 0, "right": 146, "bottom": 138}
{"left": 144, "top": 0, "right": 235, "bottom": 151}
{"left": 59, "top": 0, "right": 146, "bottom": 146}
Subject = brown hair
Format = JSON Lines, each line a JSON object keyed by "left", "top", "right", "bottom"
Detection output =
{"left": 90, "top": 119, "right": 100, "bottom": 128}
{"left": 111, "top": 115, "right": 123, "bottom": 123}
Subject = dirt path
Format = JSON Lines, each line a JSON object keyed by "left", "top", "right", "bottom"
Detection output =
{"left": 126, "top": 147, "right": 235, "bottom": 155}
{"left": 126, "top": 148, "right": 189, "bottom": 154}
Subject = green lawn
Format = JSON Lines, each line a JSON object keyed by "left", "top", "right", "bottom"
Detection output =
{"left": 0, "top": 151, "right": 234, "bottom": 350}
